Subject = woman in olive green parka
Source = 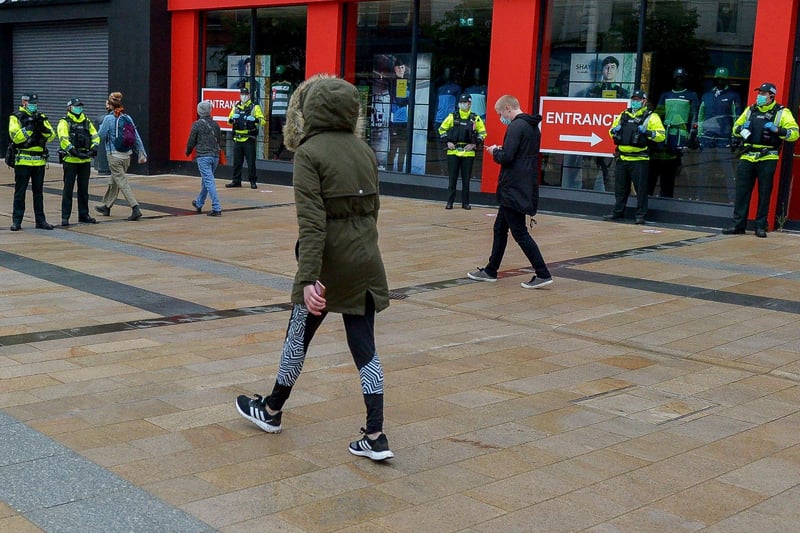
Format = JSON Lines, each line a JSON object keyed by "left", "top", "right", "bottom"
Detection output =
{"left": 236, "top": 75, "right": 394, "bottom": 461}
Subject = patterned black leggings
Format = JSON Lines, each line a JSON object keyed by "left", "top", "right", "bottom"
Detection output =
{"left": 265, "top": 293, "right": 385, "bottom": 433}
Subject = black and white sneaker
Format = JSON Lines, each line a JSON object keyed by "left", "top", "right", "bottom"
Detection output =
{"left": 348, "top": 428, "right": 394, "bottom": 461}
{"left": 236, "top": 394, "right": 282, "bottom": 433}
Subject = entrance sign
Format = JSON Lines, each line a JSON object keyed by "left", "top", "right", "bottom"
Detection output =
{"left": 201, "top": 88, "right": 240, "bottom": 132}
{"left": 539, "top": 96, "right": 628, "bottom": 156}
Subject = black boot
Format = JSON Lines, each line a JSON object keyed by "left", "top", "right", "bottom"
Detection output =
{"left": 95, "top": 204, "right": 111, "bottom": 216}
{"left": 128, "top": 205, "right": 142, "bottom": 221}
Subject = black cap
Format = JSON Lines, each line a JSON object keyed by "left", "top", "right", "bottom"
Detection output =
{"left": 673, "top": 67, "right": 687, "bottom": 78}
{"left": 631, "top": 89, "right": 647, "bottom": 99}
{"left": 22, "top": 93, "right": 38, "bottom": 103}
{"left": 754, "top": 82, "right": 777, "bottom": 95}
{"left": 67, "top": 97, "right": 83, "bottom": 107}
{"left": 458, "top": 94, "right": 472, "bottom": 103}
{"left": 240, "top": 87, "right": 250, "bottom": 95}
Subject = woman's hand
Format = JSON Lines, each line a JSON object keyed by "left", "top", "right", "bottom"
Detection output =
{"left": 303, "top": 283, "right": 327, "bottom": 316}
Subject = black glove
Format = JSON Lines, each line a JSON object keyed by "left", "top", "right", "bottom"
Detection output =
{"left": 89, "top": 147, "right": 98, "bottom": 157}
{"left": 68, "top": 147, "right": 80, "bottom": 158}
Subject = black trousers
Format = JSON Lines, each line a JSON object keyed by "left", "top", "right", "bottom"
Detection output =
{"left": 62, "top": 161, "right": 92, "bottom": 220}
{"left": 13, "top": 164, "right": 47, "bottom": 225}
{"left": 485, "top": 205, "right": 551, "bottom": 279}
{"left": 648, "top": 157, "right": 678, "bottom": 198}
{"left": 612, "top": 158, "right": 649, "bottom": 219}
{"left": 231, "top": 139, "right": 256, "bottom": 184}
{"left": 446, "top": 155, "right": 474, "bottom": 206}
{"left": 266, "top": 293, "right": 385, "bottom": 434}
{"left": 731, "top": 158, "right": 778, "bottom": 231}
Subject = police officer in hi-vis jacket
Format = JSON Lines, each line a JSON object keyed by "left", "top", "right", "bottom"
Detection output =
{"left": 58, "top": 97, "right": 100, "bottom": 226}
{"left": 226, "top": 86, "right": 266, "bottom": 189}
{"left": 604, "top": 89, "right": 666, "bottom": 225}
{"left": 723, "top": 82, "right": 799, "bottom": 238}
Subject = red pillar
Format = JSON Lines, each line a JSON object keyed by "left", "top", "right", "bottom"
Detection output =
{"left": 748, "top": 0, "right": 799, "bottom": 228}
{"left": 306, "top": 2, "right": 344, "bottom": 77}
{"left": 169, "top": 10, "right": 201, "bottom": 161}
{"left": 481, "top": 0, "right": 541, "bottom": 192}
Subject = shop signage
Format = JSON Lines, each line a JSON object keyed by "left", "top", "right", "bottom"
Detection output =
{"left": 201, "top": 88, "right": 241, "bottom": 132}
{"left": 539, "top": 96, "right": 628, "bottom": 156}
{"left": 0, "top": 0, "right": 104, "bottom": 6}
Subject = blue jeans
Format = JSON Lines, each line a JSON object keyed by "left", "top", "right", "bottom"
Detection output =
{"left": 195, "top": 156, "right": 221, "bottom": 212}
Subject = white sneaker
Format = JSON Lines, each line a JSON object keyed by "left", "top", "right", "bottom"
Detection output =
{"left": 521, "top": 276, "right": 553, "bottom": 289}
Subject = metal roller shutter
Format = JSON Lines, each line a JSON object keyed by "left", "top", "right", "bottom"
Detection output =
{"left": 13, "top": 20, "right": 109, "bottom": 162}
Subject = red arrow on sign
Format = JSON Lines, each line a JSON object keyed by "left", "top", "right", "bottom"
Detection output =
{"left": 539, "top": 96, "right": 629, "bottom": 156}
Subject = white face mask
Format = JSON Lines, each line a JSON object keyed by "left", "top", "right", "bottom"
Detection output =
{"left": 240, "top": 95, "right": 249, "bottom": 103}
{"left": 458, "top": 103, "right": 470, "bottom": 111}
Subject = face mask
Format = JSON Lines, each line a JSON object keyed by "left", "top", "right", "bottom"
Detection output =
{"left": 630, "top": 100, "right": 643, "bottom": 111}
{"left": 26, "top": 104, "right": 37, "bottom": 113}
{"left": 458, "top": 103, "right": 470, "bottom": 111}
{"left": 71, "top": 107, "right": 83, "bottom": 115}
{"left": 756, "top": 95, "right": 768, "bottom": 106}
{"left": 500, "top": 116, "right": 512, "bottom": 126}
{"left": 240, "top": 95, "right": 249, "bottom": 103}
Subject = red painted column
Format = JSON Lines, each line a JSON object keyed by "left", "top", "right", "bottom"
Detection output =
{"left": 747, "top": 0, "right": 799, "bottom": 228}
{"left": 306, "top": 2, "right": 344, "bottom": 77}
{"left": 481, "top": 0, "right": 541, "bottom": 192}
{"left": 170, "top": 10, "right": 201, "bottom": 161}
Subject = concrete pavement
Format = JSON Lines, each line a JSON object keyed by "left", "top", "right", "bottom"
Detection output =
{"left": 1, "top": 166, "right": 800, "bottom": 532}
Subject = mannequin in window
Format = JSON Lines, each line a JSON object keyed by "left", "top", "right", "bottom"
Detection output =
{"left": 270, "top": 64, "right": 293, "bottom": 159}
{"left": 434, "top": 67, "right": 461, "bottom": 131}
{"left": 388, "top": 57, "right": 411, "bottom": 172}
{"left": 463, "top": 67, "right": 488, "bottom": 119}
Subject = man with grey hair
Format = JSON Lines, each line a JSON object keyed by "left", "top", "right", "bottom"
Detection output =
{"left": 185, "top": 100, "right": 223, "bottom": 216}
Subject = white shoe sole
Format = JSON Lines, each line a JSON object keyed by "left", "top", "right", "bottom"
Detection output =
{"left": 348, "top": 447, "right": 395, "bottom": 461}
{"left": 236, "top": 401, "right": 282, "bottom": 433}
{"left": 521, "top": 278, "right": 553, "bottom": 289}
{"left": 467, "top": 272, "right": 497, "bottom": 282}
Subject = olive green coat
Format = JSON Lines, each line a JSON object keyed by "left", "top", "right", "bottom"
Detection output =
{"left": 284, "top": 75, "right": 389, "bottom": 315}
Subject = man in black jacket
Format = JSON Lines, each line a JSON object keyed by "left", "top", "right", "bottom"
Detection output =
{"left": 467, "top": 94, "right": 553, "bottom": 289}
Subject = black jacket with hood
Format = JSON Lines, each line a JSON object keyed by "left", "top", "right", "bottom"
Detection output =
{"left": 491, "top": 113, "right": 542, "bottom": 216}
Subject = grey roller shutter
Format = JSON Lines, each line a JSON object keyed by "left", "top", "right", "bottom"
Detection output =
{"left": 13, "top": 20, "right": 109, "bottom": 161}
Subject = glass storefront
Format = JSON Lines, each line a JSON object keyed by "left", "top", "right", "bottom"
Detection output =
{"left": 353, "top": 0, "right": 492, "bottom": 178}
{"left": 204, "top": 7, "right": 307, "bottom": 162}
{"left": 542, "top": 0, "right": 757, "bottom": 204}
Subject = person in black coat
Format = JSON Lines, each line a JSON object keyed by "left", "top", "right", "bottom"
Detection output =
{"left": 467, "top": 94, "right": 553, "bottom": 289}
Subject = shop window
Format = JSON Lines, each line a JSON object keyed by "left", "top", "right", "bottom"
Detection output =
{"left": 541, "top": 0, "right": 756, "bottom": 205}
{"left": 353, "top": 0, "right": 491, "bottom": 178}
{"left": 203, "top": 7, "right": 306, "bottom": 163}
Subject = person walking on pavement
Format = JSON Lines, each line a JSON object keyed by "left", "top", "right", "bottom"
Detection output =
{"left": 58, "top": 97, "right": 100, "bottom": 226}
{"left": 185, "top": 100, "right": 223, "bottom": 216}
{"left": 603, "top": 89, "right": 665, "bottom": 224}
{"left": 438, "top": 93, "right": 487, "bottom": 210}
{"left": 95, "top": 91, "right": 148, "bottom": 221}
{"left": 722, "top": 82, "right": 799, "bottom": 238}
{"left": 235, "top": 75, "right": 394, "bottom": 461}
{"left": 8, "top": 92, "right": 56, "bottom": 231}
{"left": 467, "top": 94, "right": 553, "bottom": 289}
{"left": 225, "top": 86, "right": 265, "bottom": 189}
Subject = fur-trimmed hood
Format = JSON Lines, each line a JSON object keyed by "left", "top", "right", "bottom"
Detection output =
{"left": 283, "top": 74, "right": 363, "bottom": 151}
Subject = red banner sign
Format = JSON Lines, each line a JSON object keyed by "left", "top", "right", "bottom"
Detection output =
{"left": 200, "top": 88, "right": 241, "bottom": 132}
{"left": 539, "top": 96, "right": 629, "bottom": 156}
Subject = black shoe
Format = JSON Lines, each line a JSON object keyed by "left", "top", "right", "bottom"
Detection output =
{"left": 127, "top": 206, "right": 142, "bottom": 221}
{"left": 635, "top": 218, "right": 646, "bottom": 225}
{"left": 61, "top": 219, "right": 70, "bottom": 227}
{"left": 207, "top": 210, "right": 222, "bottom": 217}
{"left": 236, "top": 394, "right": 282, "bottom": 433}
{"left": 192, "top": 200, "right": 202, "bottom": 213}
{"left": 225, "top": 182, "right": 242, "bottom": 188}
{"left": 36, "top": 222, "right": 54, "bottom": 230}
{"left": 445, "top": 203, "right": 454, "bottom": 210}
{"left": 79, "top": 216, "right": 97, "bottom": 224}
{"left": 721, "top": 227, "right": 745, "bottom": 235}
{"left": 348, "top": 429, "right": 394, "bottom": 461}
{"left": 95, "top": 205, "right": 111, "bottom": 216}
{"left": 10, "top": 223, "right": 21, "bottom": 232}
{"left": 603, "top": 214, "right": 623, "bottom": 221}
{"left": 755, "top": 228, "right": 767, "bottom": 238}
{"left": 250, "top": 182, "right": 258, "bottom": 189}
{"left": 462, "top": 204, "right": 471, "bottom": 210}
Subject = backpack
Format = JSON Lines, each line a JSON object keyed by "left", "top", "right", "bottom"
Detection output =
{"left": 113, "top": 114, "right": 137, "bottom": 152}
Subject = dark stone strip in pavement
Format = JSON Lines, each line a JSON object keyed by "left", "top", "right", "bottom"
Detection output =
{"left": 0, "top": 304, "right": 293, "bottom": 347}
{"left": 0, "top": 249, "right": 214, "bottom": 317}
{"left": 0, "top": 414, "right": 214, "bottom": 532}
